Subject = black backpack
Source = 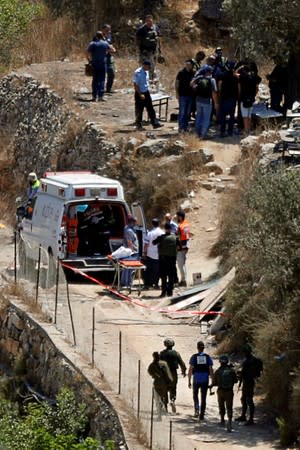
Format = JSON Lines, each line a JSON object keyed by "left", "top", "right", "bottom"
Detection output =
{"left": 247, "top": 356, "right": 263, "bottom": 379}
{"left": 195, "top": 76, "right": 212, "bottom": 98}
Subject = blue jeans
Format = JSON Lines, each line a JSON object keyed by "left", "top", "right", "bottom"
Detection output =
{"left": 195, "top": 98, "right": 212, "bottom": 137}
{"left": 178, "top": 96, "right": 192, "bottom": 131}
{"left": 193, "top": 381, "right": 209, "bottom": 416}
{"left": 219, "top": 98, "right": 237, "bottom": 135}
{"left": 120, "top": 254, "right": 140, "bottom": 287}
{"left": 91, "top": 62, "right": 106, "bottom": 99}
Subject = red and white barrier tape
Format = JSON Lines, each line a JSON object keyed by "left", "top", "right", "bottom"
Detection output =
{"left": 61, "top": 262, "right": 225, "bottom": 317}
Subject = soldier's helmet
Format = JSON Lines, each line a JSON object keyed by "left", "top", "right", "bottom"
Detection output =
{"left": 164, "top": 338, "right": 175, "bottom": 348}
{"left": 219, "top": 355, "right": 229, "bottom": 364}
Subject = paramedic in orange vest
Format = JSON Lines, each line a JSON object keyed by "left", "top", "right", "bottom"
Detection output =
{"left": 176, "top": 210, "right": 190, "bottom": 287}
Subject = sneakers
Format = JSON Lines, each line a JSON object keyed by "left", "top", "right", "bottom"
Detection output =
{"left": 98, "top": 97, "right": 106, "bottom": 102}
{"left": 170, "top": 401, "right": 176, "bottom": 413}
{"left": 153, "top": 122, "right": 163, "bottom": 129}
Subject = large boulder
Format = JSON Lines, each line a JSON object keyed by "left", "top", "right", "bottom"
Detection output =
{"left": 136, "top": 139, "right": 186, "bottom": 157}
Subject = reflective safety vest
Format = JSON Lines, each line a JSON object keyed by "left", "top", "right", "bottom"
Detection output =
{"left": 178, "top": 219, "right": 190, "bottom": 249}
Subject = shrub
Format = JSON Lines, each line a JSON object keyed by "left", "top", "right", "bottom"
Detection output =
{"left": 0, "top": 0, "right": 44, "bottom": 65}
{"left": 214, "top": 166, "right": 300, "bottom": 438}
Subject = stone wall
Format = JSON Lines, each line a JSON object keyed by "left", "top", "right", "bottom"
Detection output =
{"left": 0, "top": 298, "right": 127, "bottom": 448}
{"left": 0, "top": 73, "right": 120, "bottom": 182}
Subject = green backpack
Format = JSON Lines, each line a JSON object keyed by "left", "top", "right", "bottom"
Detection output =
{"left": 195, "top": 77, "right": 212, "bottom": 98}
{"left": 218, "top": 366, "right": 236, "bottom": 390}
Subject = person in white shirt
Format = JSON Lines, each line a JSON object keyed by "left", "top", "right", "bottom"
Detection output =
{"left": 143, "top": 218, "right": 164, "bottom": 289}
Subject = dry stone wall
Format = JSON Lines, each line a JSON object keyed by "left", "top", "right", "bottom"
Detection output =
{"left": 0, "top": 298, "right": 127, "bottom": 448}
{"left": 0, "top": 73, "right": 120, "bottom": 181}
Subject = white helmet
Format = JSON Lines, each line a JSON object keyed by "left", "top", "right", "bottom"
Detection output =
{"left": 28, "top": 172, "right": 37, "bottom": 181}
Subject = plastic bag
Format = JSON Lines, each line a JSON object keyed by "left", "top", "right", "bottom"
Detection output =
{"left": 111, "top": 246, "right": 133, "bottom": 259}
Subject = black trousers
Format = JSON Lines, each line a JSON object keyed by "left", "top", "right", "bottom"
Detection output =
{"left": 159, "top": 255, "right": 176, "bottom": 295}
{"left": 135, "top": 90, "right": 157, "bottom": 126}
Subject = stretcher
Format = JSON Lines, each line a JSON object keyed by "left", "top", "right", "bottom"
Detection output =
{"left": 107, "top": 255, "right": 146, "bottom": 295}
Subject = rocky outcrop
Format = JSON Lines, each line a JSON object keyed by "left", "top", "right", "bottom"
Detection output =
{"left": 0, "top": 299, "right": 127, "bottom": 448}
{"left": 0, "top": 73, "right": 120, "bottom": 181}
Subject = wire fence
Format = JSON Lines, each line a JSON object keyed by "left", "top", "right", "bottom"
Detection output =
{"left": 15, "top": 235, "right": 203, "bottom": 450}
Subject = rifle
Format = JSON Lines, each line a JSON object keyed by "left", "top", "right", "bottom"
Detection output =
{"left": 208, "top": 384, "right": 215, "bottom": 396}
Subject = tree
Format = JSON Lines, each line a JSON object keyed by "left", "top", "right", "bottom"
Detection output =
{"left": 223, "top": 0, "right": 300, "bottom": 104}
{"left": 0, "top": 0, "right": 44, "bottom": 65}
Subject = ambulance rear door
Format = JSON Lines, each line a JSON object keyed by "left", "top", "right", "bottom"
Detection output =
{"left": 131, "top": 202, "right": 147, "bottom": 257}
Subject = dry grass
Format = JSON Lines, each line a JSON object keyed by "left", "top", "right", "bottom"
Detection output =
{"left": 2, "top": 282, "right": 51, "bottom": 322}
{"left": 12, "top": 13, "right": 77, "bottom": 66}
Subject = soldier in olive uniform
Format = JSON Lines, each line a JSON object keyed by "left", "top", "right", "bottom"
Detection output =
{"left": 213, "top": 355, "right": 238, "bottom": 432}
{"left": 148, "top": 351, "right": 173, "bottom": 417}
{"left": 160, "top": 338, "right": 186, "bottom": 413}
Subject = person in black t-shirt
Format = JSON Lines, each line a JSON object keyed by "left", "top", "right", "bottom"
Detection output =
{"left": 175, "top": 59, "right": 195, "bottom": 132}
{"left": 266, "top": 60, "right": 288, "bottom": 114}
{"left": 235, "top": 64, "right": 261, "bottom": 135}
{"left": 218, "top": 60, "right": 239, "bottom": 137}
{"left": 136, "top": 15, "right": 160, "bottom": 79}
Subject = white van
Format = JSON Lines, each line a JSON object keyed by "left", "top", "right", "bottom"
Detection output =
{"left": 18, "top": 171, "right": 146, "bottom": 280}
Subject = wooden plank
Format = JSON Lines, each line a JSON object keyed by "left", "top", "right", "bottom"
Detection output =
{"left": 196, "top": 267, "right": 235, "bottom": 323}
{"left": 166, "top": 267, "right": 235, "bottom": 320}
{"left": 209, "top": 307, "right": 226, "bottom": 334}
{"left": 164, "top": 288, "right": 212, "bottom": 312}
{"left": 169, "top": 278, "right": 220, "bottom": 304}
{"left": 156, "top": 278, "right": 221, "bottom": 310}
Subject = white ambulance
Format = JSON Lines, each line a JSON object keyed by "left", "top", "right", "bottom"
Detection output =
{"left": 18, "top": 171, "right": 146, "bottom": 281}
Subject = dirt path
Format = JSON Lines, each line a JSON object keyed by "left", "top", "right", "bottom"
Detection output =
{"left": 0, "top": 59, "right": 280, "bottom": 449}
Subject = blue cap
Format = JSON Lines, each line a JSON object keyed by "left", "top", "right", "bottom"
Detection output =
{"left": 202, "top": 64, "right": 213, "bottom": 73}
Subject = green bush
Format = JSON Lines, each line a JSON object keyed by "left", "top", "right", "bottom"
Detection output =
{"left": 0, "top": 0, "right": 44, "bottom": 65}
{"left": 0, "top": 387, "right": 100, "bottom": 449}
{"left": 214, "top": 166, "right": 300, "bottom": 439}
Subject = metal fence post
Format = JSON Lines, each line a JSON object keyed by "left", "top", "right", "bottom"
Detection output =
{"left": 137, "top": 359, "right": 141, "bottom": 419}
{"left": 66, "top": 280, "right": 76, "bottom": 346}
{"left": 92, "top": 307, "right": 95, "bottom": 368}
{"left": 169, "top": 420, "right": 173, "bottom": 450}
{"left": 36, "top": 245, "right": 41, "bottom": 304}
{"left": 14, "top": 231, "right": 17, "bottom": 283}
{"left": 118, "top": 331, "right": 122, "bottom": 394}
{"left": 150, "top": 387, "right": 154, "bottom": 450}
{"left": 54, "top": 257, "right": 59, "bottom": 324}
